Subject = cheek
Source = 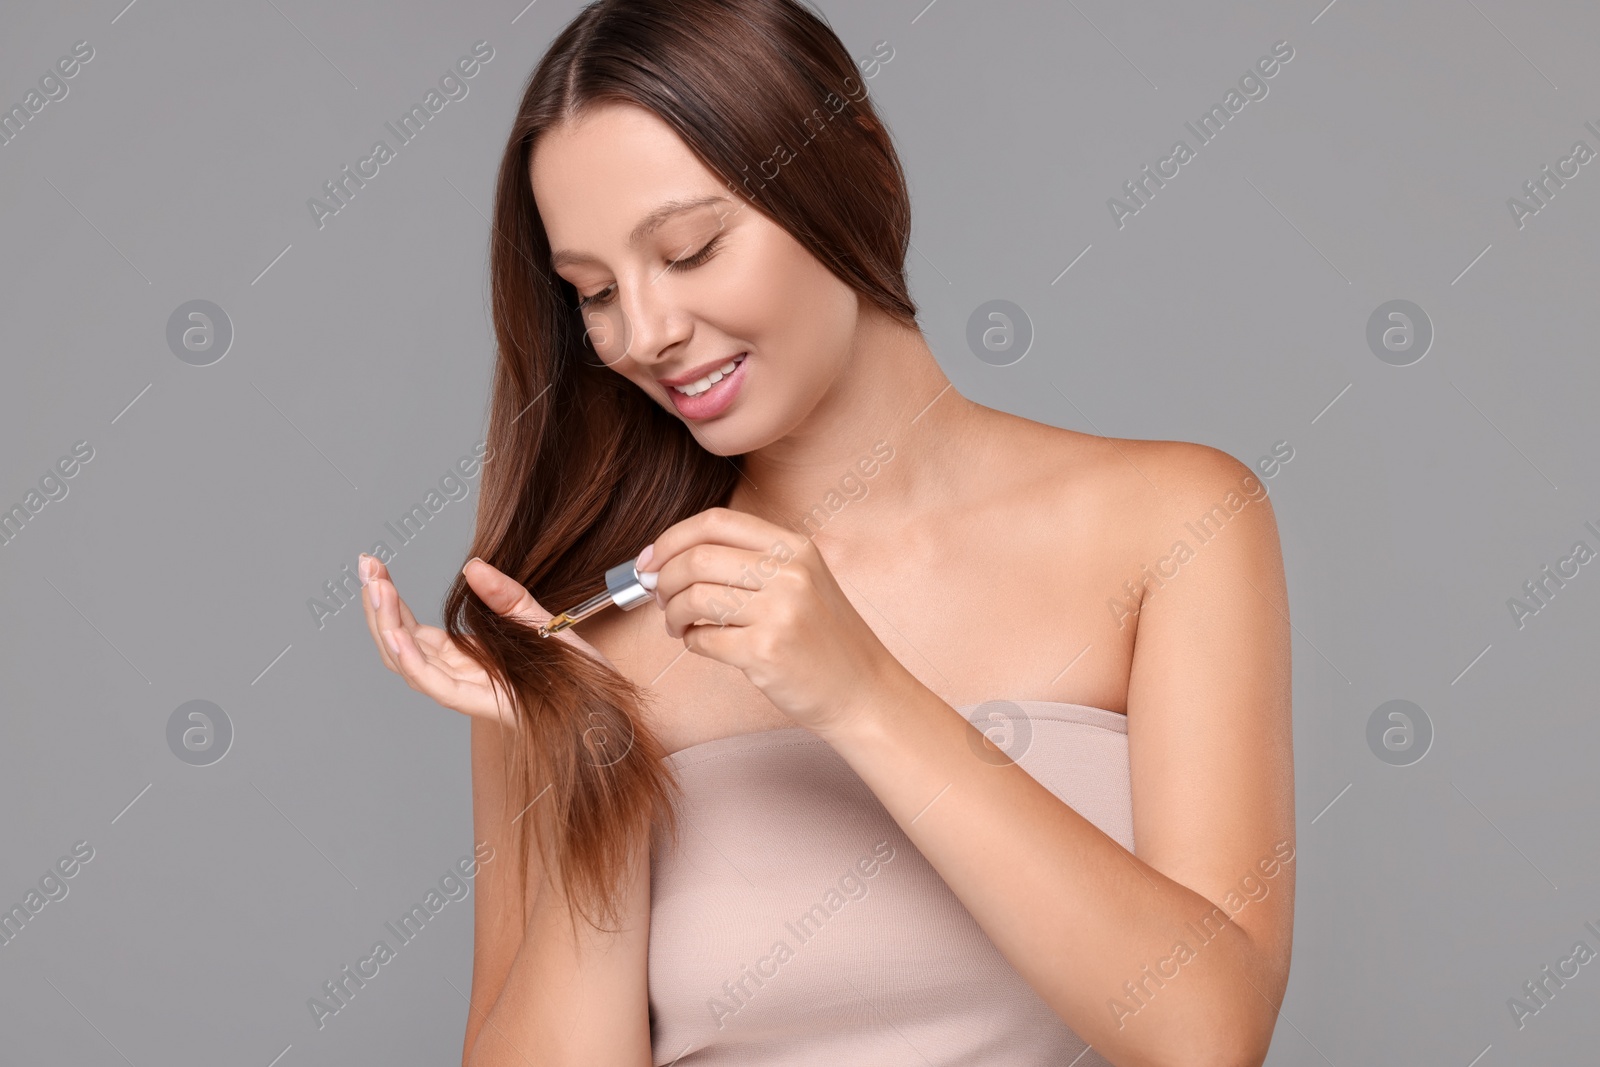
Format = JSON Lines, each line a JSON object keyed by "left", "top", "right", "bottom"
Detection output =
{"left": 734, "top": 236, "right": 858, "bottom": 356}
{"left": 579, "top": 309, "right": 629, "bottom": 365}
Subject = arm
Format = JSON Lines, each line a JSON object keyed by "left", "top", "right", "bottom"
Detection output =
{"left": 462, "top": 715, "right": 656, "bottom": 1067}
{"left": 460, "top": 714, "right": 531, "bottom": 1066}
{"left": 467, "top": 834, "right": 655, "bottom": 1067}
{"left": 353, "top": 550, "right": 653, "bottom": 1063}
{"left": 816, "top": 445, "right": 1296, "bottom": 1067}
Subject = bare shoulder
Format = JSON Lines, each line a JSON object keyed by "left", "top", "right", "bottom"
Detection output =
{"left": 1118, "top": 436, "right": 1281, "bottom": 549}
{"left": 1120, "top": 437, "right": 1273, "bottom": 514}
{"left": 1060, "top": 431, "right": 1287, "bottom": 635}
{"left": 990, "top": 415, "right": 1280, "bottom": 567}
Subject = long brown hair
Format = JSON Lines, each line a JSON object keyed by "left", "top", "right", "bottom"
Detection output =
{"left": 442, "top": 0, "right": 918, "bottom": 933}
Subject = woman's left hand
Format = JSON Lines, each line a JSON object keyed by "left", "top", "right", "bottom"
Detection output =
{"left": 636, "top": 507, "right": 904, "bottom": 736}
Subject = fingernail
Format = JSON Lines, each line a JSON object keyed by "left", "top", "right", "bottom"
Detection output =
{"left": 636, "top": 544, "right": 655, "bottom": 572}
{"left": 463, "top": 556, "right": 483, "bottom": 575}
{"left": 358, "top": 554, "right": 372, "bottom": 585}
{"left": 383, "top": 629, "right": 399, "bottom": 656}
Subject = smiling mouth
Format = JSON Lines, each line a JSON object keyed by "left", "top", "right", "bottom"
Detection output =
{"left": 668, "top": 353, "right": 747, "bottom": 396}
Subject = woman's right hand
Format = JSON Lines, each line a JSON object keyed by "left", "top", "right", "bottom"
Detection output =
{"left": 359, "top": 553, "right": 615, "bottom": 725}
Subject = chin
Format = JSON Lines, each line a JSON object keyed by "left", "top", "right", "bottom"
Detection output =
{"left": 684, "top": 419, "right": 759, "bottom": 457}
{"left": 687, "top": 403, "right": 801, "bottom": 458}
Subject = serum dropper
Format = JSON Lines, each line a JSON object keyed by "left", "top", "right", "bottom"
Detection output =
{"left": 536, "top": 556, "right": 657, "bottom": 637}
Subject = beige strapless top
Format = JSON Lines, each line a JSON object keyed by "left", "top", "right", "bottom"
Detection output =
{"left": 649, "top": 700, "right": 1133, "bottom": 1065}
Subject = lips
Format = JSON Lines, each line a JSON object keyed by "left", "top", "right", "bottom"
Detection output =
{"left": 665, "top": 352, "right": 748, "bottom": 420}
{"left": 656, "top": 352, "right": 747, "bottom": 388}
{"left": 664, "top": 353, "right": 747, "bottom": 396}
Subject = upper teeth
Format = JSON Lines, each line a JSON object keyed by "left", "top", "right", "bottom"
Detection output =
{"left": 672, "top": 354, "right": 745, "bottom": 396}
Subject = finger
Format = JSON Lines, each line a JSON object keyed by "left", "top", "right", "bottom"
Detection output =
{"left": 371, "top": 576, "right": 410, "bottom": 671}
{"left": 462, "top": 558, "right": 621, "bottom": 665}
{"left": 364, "top": 580, "right": 420, "bottom": 671}
{"left": 358, "top": 555, "right": 418, "bottom": 670}
{"left": 462, "top": 557, "right": 545, "bottom": 625}
{"left": 681, "top": 617, "right": 739, "bottom": 661}
{"left": 363, "top": 556, "right": 418, "bottom": 628}
{"left": 663, "top": 579, "right": 765, "bottom": 639}
{"left": 652, "top": 543, "right": 776, "bottom": 609}
{"left": 638, "top": 507, "right": 787, "bottom": 581}
{"left": 360, "top": 557, "right": 399, "bottom": 672}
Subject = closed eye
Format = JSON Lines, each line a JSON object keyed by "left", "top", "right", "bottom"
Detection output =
{"left": 664, "top": 233, "right": 724, "bottom": 274}
{"left": 575, "top": 235, "right": 724, "bottom": 311}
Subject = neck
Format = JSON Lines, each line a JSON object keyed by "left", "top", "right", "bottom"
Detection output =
{"left": 730, "top": 308, "right": 987, "bottom": 551}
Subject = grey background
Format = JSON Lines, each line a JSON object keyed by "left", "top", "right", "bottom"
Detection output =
{"left": 2, "top": 0, "right": 1597, "bottom": 1063}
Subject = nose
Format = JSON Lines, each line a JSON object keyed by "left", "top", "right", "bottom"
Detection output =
{"left": 603, "top": 265, "right": 691, "bottom": 371}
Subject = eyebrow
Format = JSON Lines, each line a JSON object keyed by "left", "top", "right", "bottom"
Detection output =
{"left": 549, "top": 194, "right": 731, "bottom": 270}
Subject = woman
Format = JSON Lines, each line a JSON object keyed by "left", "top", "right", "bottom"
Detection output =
{"left": 359, "top": 1, "right": 1295, "bottom": 1064}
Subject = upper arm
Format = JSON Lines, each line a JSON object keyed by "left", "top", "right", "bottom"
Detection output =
{"left": 462, "top": 715, "right": 538, "bottom": 1066}
{"left": 460, "top": 721, "right": 656, "bottom": 1067}
{"left": 1121, "top": 443, "right": 1295, "bottom": 980}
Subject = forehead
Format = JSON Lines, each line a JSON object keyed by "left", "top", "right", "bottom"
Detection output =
{"left": 531, "top": 102, "right": 724, "bottom": 254}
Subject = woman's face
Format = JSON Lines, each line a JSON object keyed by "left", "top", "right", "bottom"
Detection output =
{"left": 530, "top": 102, "right": 861, "bottom": 455}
